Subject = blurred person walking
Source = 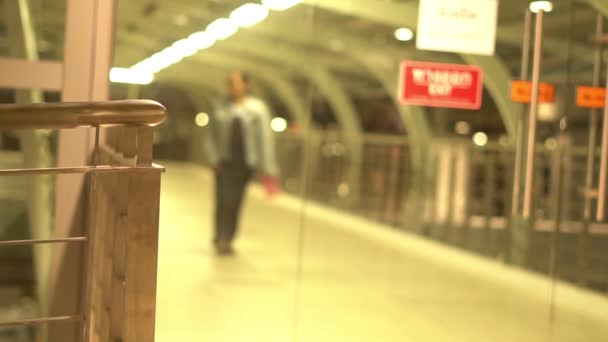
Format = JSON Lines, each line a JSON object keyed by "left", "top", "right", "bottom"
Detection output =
{"left": 204, "top": 71, "right": 279, "bottom": 255}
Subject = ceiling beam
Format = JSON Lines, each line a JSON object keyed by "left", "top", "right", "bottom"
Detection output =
{"left": 115, "top": 30, "right": 361, "bottom": 134}
{"left": 462, "top": 55, "right": 516, "bottom": 139}
{"left": 112, "top": 5, "right": 433, "bottom": 179}
{"left": 112, "top": 0, "right": 452, "bottom": 160}
{"left": 307, "top": 0, "right": 516, "bottom": 141}
{"left": 305, "top": 0, "right": 594, "bottom": 61}
{"left": 586, "top": 0, "right": 608, "bottom": 16}
{"left": 187, "top": 53, "right": 310, "bottom": 127}
{"left": 114, "top": 33, "right": 364, "bottom": 192}
{"left": 205, "top": 37, "right": 364, "bottom": 197}
{"left": 114, "top": 9, "right": 440, "bottom": 143}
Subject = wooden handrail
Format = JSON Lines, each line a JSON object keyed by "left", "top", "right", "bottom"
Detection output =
{"left": 0, "top": 100, "right": 166, "bottom": 129}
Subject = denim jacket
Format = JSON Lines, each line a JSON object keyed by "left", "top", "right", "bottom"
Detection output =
{"left": 204, "top": 96, "right": 278, "bottom": 176}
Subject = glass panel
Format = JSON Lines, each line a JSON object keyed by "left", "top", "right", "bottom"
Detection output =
{"left": 0, "top": 0, "right": 66, "bottom": 61}
{"left": 545, "top": 2, "right": 608, "bottom": 341}
{"left": 108, "top": 0, "right": 608, "bottom": 341}
{"left": 0, "top": 211, "right": 82, "bottom": 342}
{"left": 0, "top": 84, "right": 61, "bottom": 342}
{"left": 296, "top": 1, "right": 557, "bottom": 341}
{"left": 112, "top": 1, "right": 313, "bottom": 340}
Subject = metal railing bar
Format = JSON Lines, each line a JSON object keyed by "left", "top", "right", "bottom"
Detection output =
{"left": 0, "top": 100, "right": 166, "bottom": 129}
{"left": 0, "top": 164, "right": 164, "bottom": 177}
{"left": 0, "top": 315, "right": 83, "bottom": 327}
{"left": 0, "top": 237, "right": 87, "bottom": 247}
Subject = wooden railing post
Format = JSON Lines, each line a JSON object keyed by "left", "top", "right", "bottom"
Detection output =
{"left": 123, "top": 125, "right": 160, "bottom": 341}
{"left": 0, "top": 100, "right": 165, "bottom": 342}
{"left": 123, "top": 174, "right": 161, "bottom": 341}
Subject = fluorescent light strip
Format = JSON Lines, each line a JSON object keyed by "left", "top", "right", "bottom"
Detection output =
{"left": 207, "top": 18, "right": 239, "bottom": 40}
{"left": 394, "top": 27, "right": 414, "bottom": 42}
{"left": 111, "top": 1, "right": 303, "bottom": 84}
{"left": 529, "top": 1, "right": 553, "bottom": 13}
{"left": 109, "top": 67, "right": 154, "bottom": 85}
{"left": 230, "top": 3, "right": 269, "bottom": 28}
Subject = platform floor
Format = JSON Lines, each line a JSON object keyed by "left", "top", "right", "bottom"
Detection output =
{"left": 154, "top": 163, "right": 608, "bottom": 342}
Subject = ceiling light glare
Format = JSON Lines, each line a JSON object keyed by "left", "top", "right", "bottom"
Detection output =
{"left": 147, "top": 48, "right": 183, "bottom": 72}
{"left": 544, "top": 137, "right": 558, "bottom": 150}
{"left": 146, "top": 48, "right": 184, "bottom": 72}
{"left": 472, "top": 132, "right": 489, "bottom": 147}
{"left": 109, "top": 67, "right": 154, "bottom": 85}
{"left": 394, "top": 27, "right": 414, "bottom": 41}
{"left": 206, "top": 18, "right": 238, "bottom": 40}
{"left": 454, "top": 121, "right": 471, "bottom": 135}
{"left": 529, "top": 1, "right": 553, "bottom": 13}
{"left": 132, "top": 53, "right": 169, "bottom": 74}
{"left": 187, "top": 31, "right": 216, "bottom": 50}
{"left": 171, "top": 39, "right": 199, "bottom": 57}
{"left": 195, "top": 112, "right": 210, "bottom": 127}
{"left": 262, "top": 0, "right": 302, "bottom": 11}
{"left": 270, "top": 117, "right": 288, "bottom": 132}
{"left": 230, "top": 3, "right": 269, "bottom": 28}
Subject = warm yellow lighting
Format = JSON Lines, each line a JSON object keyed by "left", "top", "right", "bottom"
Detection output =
{"left": 109, "top": 67, "right": 154, "bottom": 85}
{"left": 230, "top": 3, "right": 269, "bottom": 27}
{"left": 337, "top": 183, "right": 350, "bottom": 198}
{"left": 195, "top": 112, "right": 210, "bottom": 127}
{"left": 473, "top": 132, "right": 488, "bottom": 147}
{"left": 270, "top": 117, "right": 287, "bottom": 132}
{"left": 394, "top": 28, "right": 414, "bottom": 42}
{"left": 144, "top": 48, "right": 183, "bottom": 72}
{"left": 187, "top": 31, "right": 216, "bottom": 50}
{"left": 128, "top": 1, "right": 301, "bottom": 75}
{"left": 262, "top": 0, "right": 302, "bottom": 11}
{"left": 171, "top": 39, "right": 199, "bottom": 57}
{"left": 454, "top": 121, "right": 471, "bottom": 135}
{"left": 544, "top": 137, "right": 557, "bottom": 150}
{"left": 529, "top": 1, "right": 553, "bottom": 13}
{"left": 206, "top": 18, "right": 238, "bottom": 40}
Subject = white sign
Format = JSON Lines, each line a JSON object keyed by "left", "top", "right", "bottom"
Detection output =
{"left": 416, "top": 0, "right": 499, "bottom": 56}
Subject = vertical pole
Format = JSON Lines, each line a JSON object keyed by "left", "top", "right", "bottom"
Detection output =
{"left": 596, "top": 68, "right": 608, "bottom": 221}
{"left": 578, "top": 14, "right": 603, "bottom": 285}
{"left": 444, "top": 149, "right": 458, "bottom": 242}
{"left": 523, "top": 10, "right": 545, "bottom": 219}
{"left": 583, "top": 15, "right": 603, "bottom": 220}
{"left": 52, "top": 1, "right": 116, "bottom": 342}
{"left": 4, "top": 1, "right": 53, "bottom": 341}
{"left": 549, "top": 144, "right": 563, "bottom": 279}
{"left": 512, "top": 9, "right": 532, "bottom": 217}
{"left": 484, "top": 151, "right": 497, "bottom": 255}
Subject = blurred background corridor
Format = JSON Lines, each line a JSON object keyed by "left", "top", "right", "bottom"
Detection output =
{"left": 1, "top": 0, "right": 608, "bottom": 341}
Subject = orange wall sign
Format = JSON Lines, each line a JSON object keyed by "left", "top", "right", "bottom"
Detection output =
{"left": 576, "top": 86, "right": 606, "bottom": 108}
{"left": 510, "top": 81, "right": 556, "bottom": 104}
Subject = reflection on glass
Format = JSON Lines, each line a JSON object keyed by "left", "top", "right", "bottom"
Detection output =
{"left": 115, "top": 1, "right": 312, "bottom": 341}
{"left": 0, "top": 0, "right": 66, "bottom": 61}
{"left": 79, "top": 0, "right": 608, "bottom": 341}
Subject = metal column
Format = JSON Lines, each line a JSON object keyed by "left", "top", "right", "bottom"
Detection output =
{"left": 522, "top": 11, "right": 545, "bottom": 219}
{"left": 578, "top": 14, "right": 604, "bottom": 285}
{"left": 512, "top": 10, "right": 532, "bottom": 217}
{"left": 596, "top": 70, "right": 608, "bottom": 221}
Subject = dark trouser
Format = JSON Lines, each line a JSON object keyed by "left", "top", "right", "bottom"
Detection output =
{"left": 214, "top": 161, "right": 253, "bottom": 243}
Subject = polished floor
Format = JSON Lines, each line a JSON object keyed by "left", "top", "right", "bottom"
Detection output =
{"left": 155, "top": 163, "right": 608, "bottom": 342}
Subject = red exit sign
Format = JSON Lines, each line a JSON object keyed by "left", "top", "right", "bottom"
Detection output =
{"left": 398, "top": 61, "right": 484, "bottom": 110}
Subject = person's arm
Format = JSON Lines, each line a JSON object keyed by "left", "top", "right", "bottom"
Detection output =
{"left": 203, "top": 108, "right": 220, "bottom": 169}
{"left": 257, "top": 101, "right": 279, "bottom": 177}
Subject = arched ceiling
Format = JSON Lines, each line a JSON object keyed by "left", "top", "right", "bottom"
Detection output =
{"left": 0, "top": 0, "right": 604, "bottom": 136}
